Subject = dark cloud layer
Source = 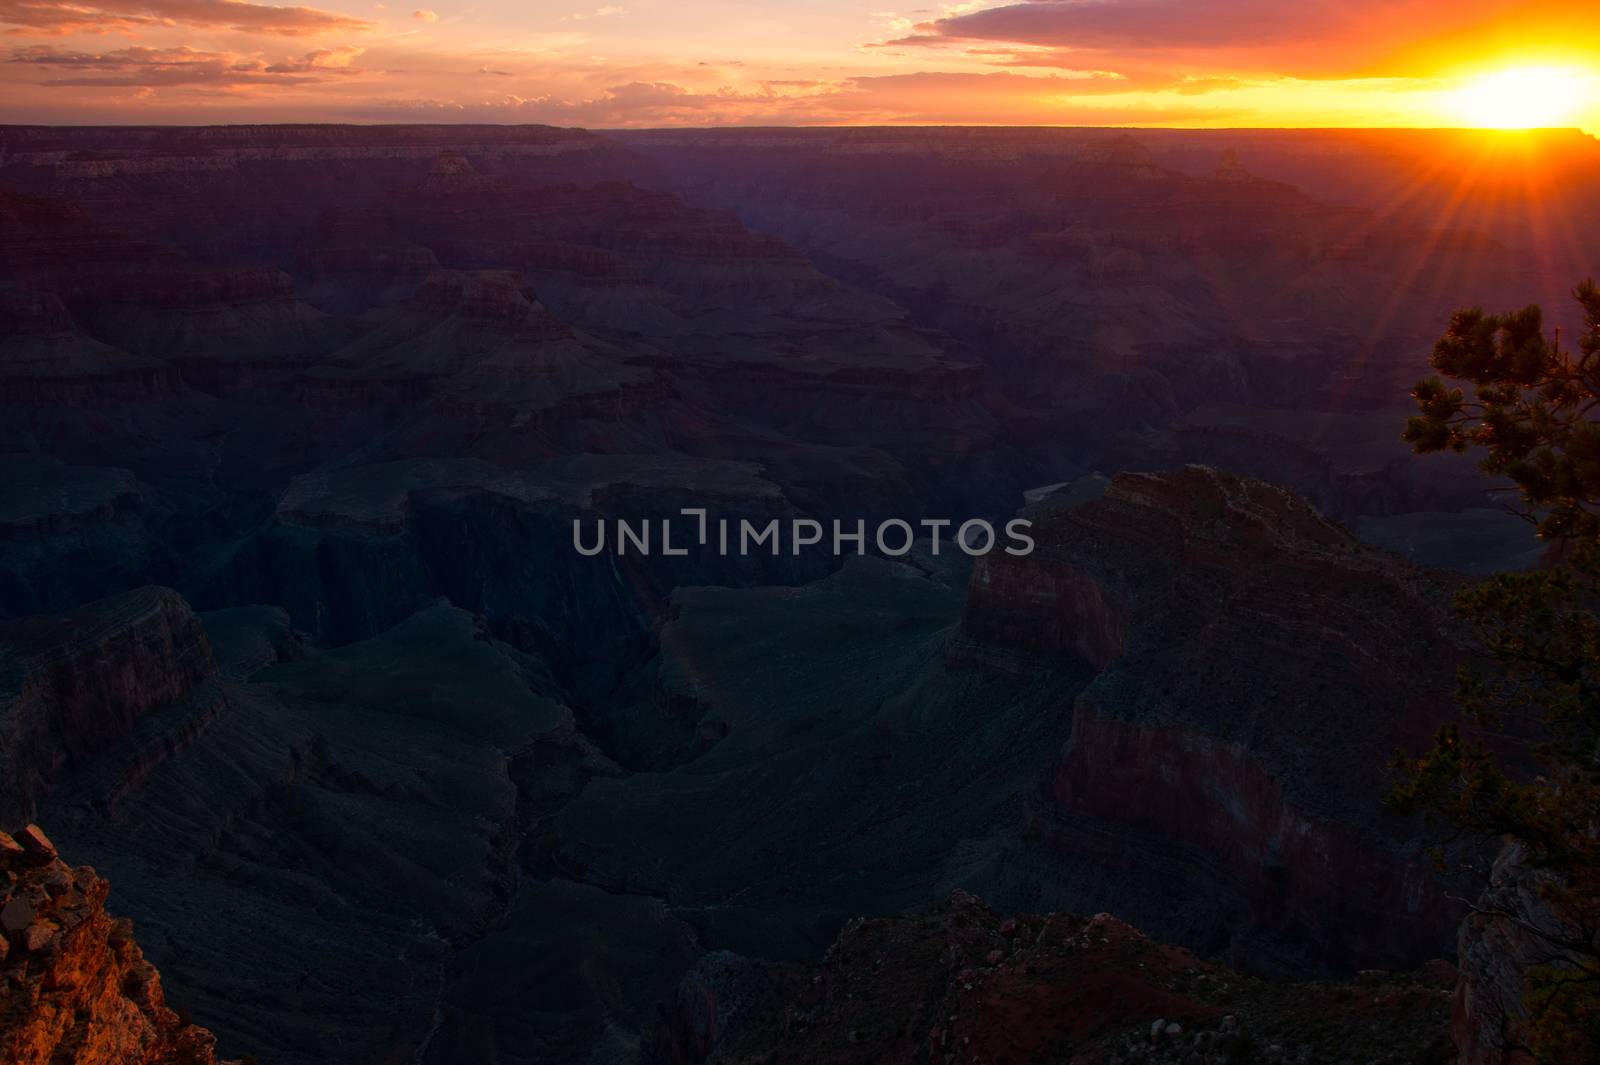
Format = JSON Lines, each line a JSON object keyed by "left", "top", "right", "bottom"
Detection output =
{"left": 11, "top": 42, "right": 364, "bottom": 85}
{"left": 883, "top": 0, "right": 1534, "bottom": 76}
{"left": 922, "top": 0, "right": 1320, "bottom": 50}
{"left": 0, "top": 0, "right": 372, "bottom": 37}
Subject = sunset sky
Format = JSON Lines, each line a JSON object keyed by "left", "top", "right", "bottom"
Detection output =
{"left": 1, "top": 0, "right": 1598, "bottom": 130}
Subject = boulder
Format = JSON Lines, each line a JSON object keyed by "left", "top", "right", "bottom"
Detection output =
{"left": 2, "top": 895, "right": 34, "bottom": 934}
{"left": 16, "top": 825, "right": 55, "bottom": 863}
{"left": 21, "top": 922, "right": 55, "bottom": 953}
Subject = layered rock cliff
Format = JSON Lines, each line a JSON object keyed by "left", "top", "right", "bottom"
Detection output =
{"left": 1451, "top": 842, "right": 1592, "bottom": 1065}
{"left": 972, "top": 467, "right": 1468, "bottom": 972}
{"left": 0, "top": 824, "right": 228, "bottom": 1065}
{"left": 4, "top": 585, "right": 668, "bottom": 1065}
{"left": 0, "top": 587, "right": 225, "bottom": 827}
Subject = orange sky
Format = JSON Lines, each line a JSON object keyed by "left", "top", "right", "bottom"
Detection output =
{"left": 0, "top": 0, "right": 1597, "bottom": 130}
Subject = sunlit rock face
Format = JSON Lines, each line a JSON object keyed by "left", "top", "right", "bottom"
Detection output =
{"left": 0, "top": 825, "right": 228, "bottom": 1065}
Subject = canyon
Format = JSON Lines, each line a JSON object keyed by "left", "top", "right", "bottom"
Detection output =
{"left": 2, "top": 123, "right": 1597, "bottom": 1063}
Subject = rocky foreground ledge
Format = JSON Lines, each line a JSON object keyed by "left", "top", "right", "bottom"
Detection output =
{"left": 656, "top": 890, "right": 1457, "bottom": 1065}
{"left": 0, "top": 819, "right": 1519, "bottom": 1065}
{"left": 0, "top": 824, "right": 230, "bottom": 1065}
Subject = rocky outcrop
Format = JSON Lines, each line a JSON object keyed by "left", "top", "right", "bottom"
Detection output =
{"left": 0, "top": 587, "right": 224, "bottom": 826}
{"left": 960, "top": 551, "right": 1127, "bottom": 669}
{"left": 654, "top": 889, "right": 1456, "bottom": 1065}
{"left": 0, "top": 824, "right": 228, "bottom": 1065}
{"left": 410, "top": 269, "right": 564, "bottom": 331}
{"left": 970, "top": 468, "right": 1468, "bottom": 972}
{"left": 417, "top": 149, "right": 491, "bottom": 197}
{"left": 1452, "top": 843, "right": 1583, "bottom": 1065}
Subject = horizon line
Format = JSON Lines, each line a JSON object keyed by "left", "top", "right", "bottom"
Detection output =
{"left": 0, "top": 120, "right": 1594, "bottom": 136}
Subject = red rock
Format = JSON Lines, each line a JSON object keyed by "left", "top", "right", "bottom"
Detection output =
{"left": 15, "top": 826, "right": 55, "bottom": 863}
{"left": 0, "top": 833, "right": 224, "bottom": 1065}
{"left": 21, "top": 922, "right": 55, "bottom": 953}
{"left": 1, "top": 895, "right": 34, "bottom": 934}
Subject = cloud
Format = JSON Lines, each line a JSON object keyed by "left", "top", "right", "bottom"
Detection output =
{"left": 872, "top": 0, "right": 1569, "bottom": 78}
{"left": 344, "top": 68, "right": 1245, "bottom": 126}
{"left": 828, "top": 69, "right": 1234, "bottom": 119}
{"left": 352, "top": 79, "right": 787, "bottom": 126}
{"left": 411, "top": 7, "right": 435, "bottom": 20}
{"left": 898, "top": 44, "right": 1228, "bottom": 94}
{"left": 562, "top": 4, "right": 624, "bottom": 21}
{"left": 11, "top": 42, "right": 366, "bottom": 85}
{"left": 898, "top": 0, "right": 1333, "bottom": 51}
{"left": 0, "top": 0, "right": 374, "bottom": 36}
{"left": 264, "top": 44, "right": 363, "bottom": 70}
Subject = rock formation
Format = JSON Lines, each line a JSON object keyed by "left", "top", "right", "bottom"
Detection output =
{"left": 0, "top": 824, "right": 229, "bottom": 1065}
{"left": 982, "top": 467, "right": 1469, "bottom": 971}
{"left": 654, "top": 889, "right": 1456, "bottom": 1065}
{"left": 0, "top": 587, "right": 225, "bottom": 827}
{"left": 551, "top": 467, "right": 1471, "bottom": 982}
{"left": 1452, "top": 843, "right": 1587, "bottom": 1065}
{"left": 0, "top": 583, "right": 696, "bottom": 1065}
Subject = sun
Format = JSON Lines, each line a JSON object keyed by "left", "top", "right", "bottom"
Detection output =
{"left": 1448, "top": 65, "right": 1595, "bottom": 129}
